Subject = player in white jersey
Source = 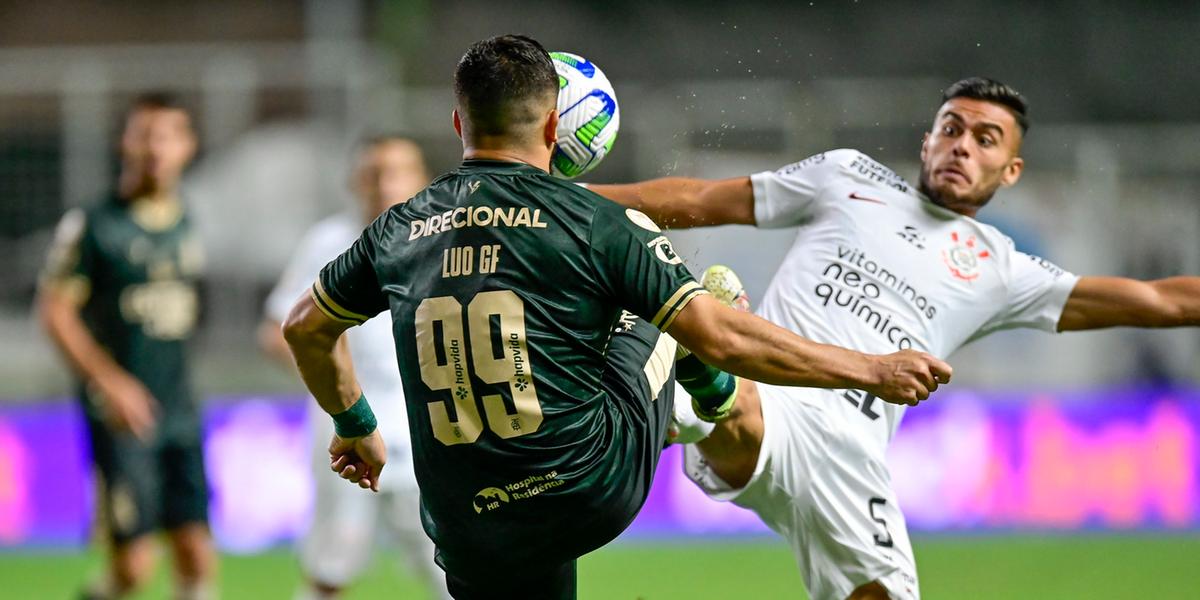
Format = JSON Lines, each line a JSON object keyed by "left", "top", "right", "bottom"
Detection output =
{"left": 591, "top": 77, "right": 1200, "bottom": 600}
{"left": 259, "top": 136, "right": 450, "bottom": 600}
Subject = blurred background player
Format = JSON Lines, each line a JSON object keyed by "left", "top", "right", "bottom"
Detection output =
{"left": 281, "top": 34, "right": 948, "bottom": 599}
{"left": 591, "top": 77, "right": 1200, "bottom": 599}
{"left": 258, "top": 135, "right": 450, "bottom": 600}
{"left": 37, "top": 93, "right": 214, "bottom": 600}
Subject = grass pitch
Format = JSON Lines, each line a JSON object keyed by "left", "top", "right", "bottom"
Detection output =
{"left": 1, "top": 535, "right": 1198, "bottom": 598}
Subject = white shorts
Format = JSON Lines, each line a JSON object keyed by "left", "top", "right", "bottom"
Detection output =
{"left": 300, "top": 415, "right": 448, "bottom": 598}
{"left": 684, "top": 384, "right": 919, "bottom": 600}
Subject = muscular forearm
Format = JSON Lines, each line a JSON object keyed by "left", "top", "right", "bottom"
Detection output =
{"left": 282, "top": 303, "right": 361, "bottom": 416}
{"left": 701, "top": 310, "right": 880, "bottom": 390}
{"left": 38, "top": 292, "right": 123, "bottom": 382}
{"left": 1153, "top": 277, "right": 1200, "bottom": 326}
{"left": 668, "top": 295, "right": 880, "bottom": 390}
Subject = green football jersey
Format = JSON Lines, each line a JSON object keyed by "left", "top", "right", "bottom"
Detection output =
{"left": 42, "top": 195, "right": 204, "bottom": 438}
{"left": 316, "top": 159, "right": 703, "bottom": 560}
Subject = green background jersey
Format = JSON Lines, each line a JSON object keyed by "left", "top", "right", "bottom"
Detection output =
{"left": 316, "top": 159, "right": 703, "bottom": 560}
{"left": 42, "top": 195, "right": 204, "bottom": 439}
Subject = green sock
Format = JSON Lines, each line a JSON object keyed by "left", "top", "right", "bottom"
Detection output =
{"left": 676, "top": 354, "right": 737, "bottom": 417}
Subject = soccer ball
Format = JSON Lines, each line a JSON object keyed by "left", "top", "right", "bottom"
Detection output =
{"left": 550, "top": 51, "right": 620, "bottom": 179}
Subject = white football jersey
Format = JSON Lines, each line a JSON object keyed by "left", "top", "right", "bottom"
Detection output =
{"left": 265, "top": 212, "right": 411, "bottom": 452}
{"left": 751, "top": 149, "right": 1079, "bottom": 447}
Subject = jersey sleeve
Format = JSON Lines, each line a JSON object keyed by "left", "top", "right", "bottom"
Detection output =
{"left": 39, "top": 209, "right": 98, "bottom": 305}
{"left": 972, "top": 245, "right": 1080, "bottom": 339}
{"left": 751, "top": 150, "right": 850, "bottom": 228}
{"left": 588, "top": 204, "right": 706, "bottom": 331}
{"left": 313, "top": 218, "right": 388, "bottom": 326}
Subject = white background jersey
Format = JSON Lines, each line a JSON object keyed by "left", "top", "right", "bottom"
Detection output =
{"left": 751, "top": 149, "right": 1080, "bottom": 445}
{"left": 265, "top": 213, "right": 412, "bottom": 466}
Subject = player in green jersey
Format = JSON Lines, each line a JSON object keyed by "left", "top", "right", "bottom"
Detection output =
{"left": 281, "top": 35, "right": 950, "bottom": 599}
{"left": 38, "top": 93, "right": 214, "bottom": 600}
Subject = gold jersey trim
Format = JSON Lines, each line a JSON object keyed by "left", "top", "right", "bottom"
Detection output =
{"left": 651, "top": 281, "right": 708, "bottom": 331}
{"left": 311, "top": 279, "right": 368, "bottom": 325}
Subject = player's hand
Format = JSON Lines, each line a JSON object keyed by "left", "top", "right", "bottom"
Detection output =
{"left": 92, "top": 369, "right": 158, "bottom": 440}
{"left": 866, "top": 350, "right": 953, "bottom": 406}
{"left": 329, "top": 429, "right": 386, "bottom": 493}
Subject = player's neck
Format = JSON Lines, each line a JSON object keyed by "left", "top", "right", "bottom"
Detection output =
{"left": 461, "top": 145, "right": 551, "bottom": 173}
{"left": 120, "top": 187, "right": 178, "bottom": 205}
{"left": 929, "top": 196, "right": 979, "bottom": 219}
{"left": 119, "top": 172, "right": 180, "bottom": 204}
{"left": 918, "top": 180, "right": 981, "bottom": 219}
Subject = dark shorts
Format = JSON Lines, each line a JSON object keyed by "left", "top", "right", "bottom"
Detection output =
{"left": 436, "top": 313, "right": 675, "bottom": 599}
{"left": 84, "top": 411, "right": 209, "bottom": 544}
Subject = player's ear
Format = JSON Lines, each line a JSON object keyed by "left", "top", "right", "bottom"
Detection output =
{"left": 919, "top": 132, "right": 930, "bottom": 163}
{"left": 452, "top": 109, "right": 463, "bottom": 140}
{"left": 542, "top": 108, "right": 559, "bottom": 149}
{"left": 1000, "top": 156, "right": 1024, "bottom": 187}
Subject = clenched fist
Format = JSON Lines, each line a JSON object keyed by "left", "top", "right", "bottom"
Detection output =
{"left": 329, "top": 429, "right": 387, "bottom": 492}
{"left": 865, "top": 350, "right": 953, "bottom": 406}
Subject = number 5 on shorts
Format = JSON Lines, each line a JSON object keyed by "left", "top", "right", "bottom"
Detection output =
{"left": 868, "top": 497, "right": 895, "bottom": 548}
{"left": 415, "top": 290, "right": 544, "bottom": 446}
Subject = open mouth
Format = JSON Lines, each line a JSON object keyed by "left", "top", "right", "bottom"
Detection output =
{"left": 938, "top": 166, "right": 970, "bottom": 185}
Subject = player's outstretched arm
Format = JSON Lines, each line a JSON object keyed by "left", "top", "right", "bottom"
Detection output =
{"left": 1058, "top": 276, "right": 1200, "bottom": 331}
{"left": 666, "top": 294, "right": 952, "bottom": 405}
{"left": 589, "top": 177, "right": 755, "bottom": 229}
{"left": 283, "top": 293, "right": 386, "bottom": 492}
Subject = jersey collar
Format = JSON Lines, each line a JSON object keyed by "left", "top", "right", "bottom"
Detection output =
{"left": 128, "top": 196, "right": 184, "bottom": 232}
{"left": 459, "top": 159, "right": 546, "bottom": 175}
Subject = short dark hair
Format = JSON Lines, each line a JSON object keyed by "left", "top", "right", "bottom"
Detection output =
{"left": 942, "top": 77, "right": 1029, "bottom": 134}
{"left": 126, "top": 90, "right": 191, "bottom": 119}
{"left": 453, "top": 35, "right": 558, "bottom": 139}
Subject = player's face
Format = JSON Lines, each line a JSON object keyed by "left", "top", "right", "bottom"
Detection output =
{"left": 120, "top": 108, "right": 196, "bottom": 197}
{"left": 918, "top": 98, "right": 1024, "bottom": 217}
{"left": 354, "top": 140, "right": 429, "bottom": 219}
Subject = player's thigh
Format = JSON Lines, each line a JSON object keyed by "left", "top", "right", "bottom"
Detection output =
{"left": 159, "top": 436, "right": 210, "bottom": 530}
{"left": 693, "top": 376, "right": 764, "bottom": 489}
{"left": 802, "top": 435, "right": 918, "bottom": 599}
{"left": 688, "top": 387, "right": 918, "bottom": 600}
{"left": 443, "top": 558, "right": 575, "bottom": 600}
{"left": 382, "top": 485, "right": 432, "bottom": 547}
{"left": 87, "top": 417, "right": 163, "bottom": 543}
{"left": 300, "top": 456, "right": 382, "bottom": 585}
{"left": 601, "top": 312, "right": 677, "bottom": 448}
{"left": 383, "top": 488, "right": 451, "bottom": 596}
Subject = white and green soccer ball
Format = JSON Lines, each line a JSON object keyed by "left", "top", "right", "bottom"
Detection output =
{"left": 550, "top": 51, "right": 620, "bottom": 179}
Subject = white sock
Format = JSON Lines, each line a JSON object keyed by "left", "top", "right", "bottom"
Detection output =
{"left": 668, "top": 387, "right": 716, "bottom": 444}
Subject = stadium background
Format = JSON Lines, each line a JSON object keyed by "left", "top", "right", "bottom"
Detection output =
{"left": 1, "top": 1, "right": 1198, "bottom": 597}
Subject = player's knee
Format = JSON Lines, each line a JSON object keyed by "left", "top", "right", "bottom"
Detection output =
{"left": 112, "top": 540, "right": 158, "bottom": 591}
{"left": 847, "top": 580, "right": 892, "bottom": 600}
{"left": 169, "top": 525, "right": 217, "bottom": 580}
{"left": 701, "top": 378, "right": 763, "bottom": 453}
